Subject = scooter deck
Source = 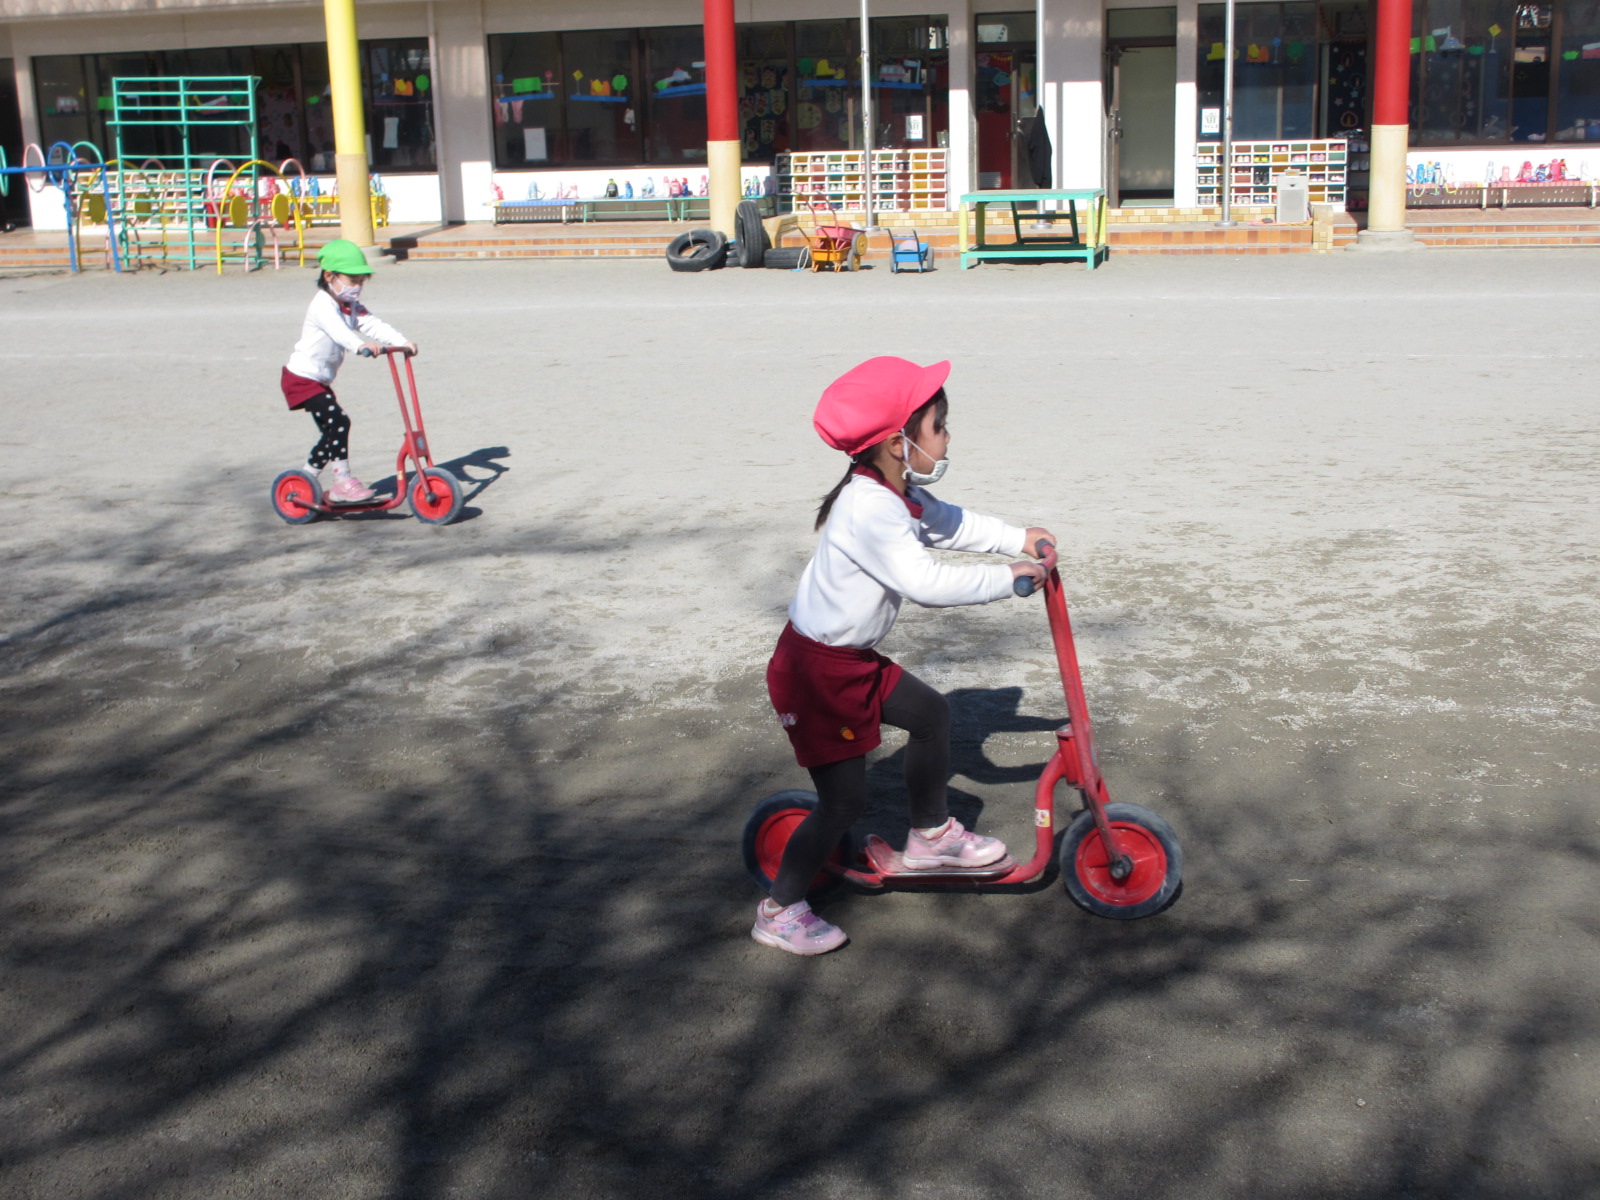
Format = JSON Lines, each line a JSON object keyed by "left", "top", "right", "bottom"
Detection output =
{"left": 863, "top": 834, "right": 1018, "bottom": 882}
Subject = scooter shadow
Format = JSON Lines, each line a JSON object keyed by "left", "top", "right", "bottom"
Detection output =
{"left": 361, "top": 446, "right": 512, "bottom": 524}
{"left": 853, "top": 685, "right": 1064, "bottom": 894}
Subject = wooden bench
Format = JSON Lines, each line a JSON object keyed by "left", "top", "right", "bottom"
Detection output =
{"left": 494, "top": 200, "right": 574, "bottom": 224}
{"left": 572, "top": 197, "right": 685, "bottom": 222}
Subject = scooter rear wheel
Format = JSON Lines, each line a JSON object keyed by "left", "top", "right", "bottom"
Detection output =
{"left": 1059, "top": 802, "right": 1182, "bottom": 920}
{"left": 409, "top": 468, "right": 462, "bottom": 525}
{"left": 271, "top": 469, "right": 322, "bottom": 525}
{"left": 742, "top": 790, "right": 856, "bottom": 898}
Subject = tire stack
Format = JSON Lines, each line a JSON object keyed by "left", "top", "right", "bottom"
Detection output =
{"left": 735, "top": 199, "right": 770, "bottom": 268}
{"left": 663, "top": 199, "right": 810, "bottom": 271}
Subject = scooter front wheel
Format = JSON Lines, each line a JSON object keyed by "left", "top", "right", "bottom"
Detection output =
{"left": 408, "top": 468, "right": 462, "bottom": 525}
{"left": 741, "top": 790, "right": 856, "bottom": 898}
{"left": 271, "top": 469, "right": 322, "bottom": 525}
{"left": 1059, "top": 802, "right": 1182, "bottom": 919}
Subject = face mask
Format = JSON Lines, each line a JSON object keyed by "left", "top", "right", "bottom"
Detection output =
{"left": 333, "top": 282, "right": 363, "bottom": 305}
{"left": 901, "top": 431, "right": 948, "bottom": 487}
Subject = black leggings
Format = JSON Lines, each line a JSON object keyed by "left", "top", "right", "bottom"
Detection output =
{"left": 300, "top": 393, "right": 351, "bottom": 469}
{"left": 769, "top": 670, "right": 950, "bottom": 908}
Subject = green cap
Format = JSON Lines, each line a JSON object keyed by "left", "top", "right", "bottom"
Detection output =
{"left": 317, "top": 239, "right": 372, "bottom": 275}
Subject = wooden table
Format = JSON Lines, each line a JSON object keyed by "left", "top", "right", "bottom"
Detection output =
{"left": 958, "top": 189, "right": 1109, "bottom": 270}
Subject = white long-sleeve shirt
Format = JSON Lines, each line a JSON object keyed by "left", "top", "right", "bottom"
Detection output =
{"left": 284, "top": 289, "right": 409, "bottom": 385}
{"left": 789, "top": 473, "right": 1026, "bottom": 649}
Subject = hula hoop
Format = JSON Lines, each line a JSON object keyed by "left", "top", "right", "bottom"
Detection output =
{"left": 22, "top": 142, "right": 48, "bottom": 193}
{"left": 71, "top": 141, "right": 104, "bottom": 165}
{"left": 0, "top": 144, "right": 8, "bottom": 197}
{"left": 46, "top": 141, "right": 75, "bottom": 188}
{"left": 215, "top": 158, "right": 303, "bottom": 273}
{"left": 205, "top": 158, "right": 236, "bottom": 198}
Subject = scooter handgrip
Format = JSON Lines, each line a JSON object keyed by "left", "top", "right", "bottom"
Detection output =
{"left": 1013, "top": 540, "right": 1055, "bottom": 597}
{"left": 357, "top": 345, "right": 376, "bottom": 358}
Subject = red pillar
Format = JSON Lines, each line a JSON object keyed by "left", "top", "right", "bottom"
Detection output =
{"left": 703, "top": 0, "right": 740, "bottom": 236}
{"left": 1366, "top": 0, "right": 1413, "bottom": 235}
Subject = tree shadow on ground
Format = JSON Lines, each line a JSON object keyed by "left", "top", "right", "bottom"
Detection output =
{"left": 0, "top": 508, "right": 1596, "bottom": 1200}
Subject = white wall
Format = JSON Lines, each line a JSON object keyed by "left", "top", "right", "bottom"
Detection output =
{"left": 1044, "top": 0, "right": 1105, "bottom": 190}
{"left": 1174, "top": 0, "right": 1197, "bottom": 205}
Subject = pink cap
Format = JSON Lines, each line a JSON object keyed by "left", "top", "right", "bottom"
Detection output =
{"left": 813, "top": 356, "right": 951, "bottom": 455}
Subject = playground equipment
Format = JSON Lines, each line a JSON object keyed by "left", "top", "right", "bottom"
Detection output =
{"left": 8, "top": 78, "right": 392, "bottom": 275}
{"left": 0, "top": 140, "right": 124, "bottom": 273}
{"left": 211, "top": 159, "right": 306, "bottom": 273}
{"left": 110, "top": 76, "right": 263, "bottom": 271}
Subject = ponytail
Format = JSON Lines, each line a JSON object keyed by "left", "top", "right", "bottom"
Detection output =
{"left": 815, "top": 456, "right": 882, "bottom": 529}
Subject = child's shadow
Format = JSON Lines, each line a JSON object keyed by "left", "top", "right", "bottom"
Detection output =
{"left": 367, "top": 446, "right": 511, "bottom": 521}
{"left": 861, "top": 685, "right": 1059, "bottom": 844}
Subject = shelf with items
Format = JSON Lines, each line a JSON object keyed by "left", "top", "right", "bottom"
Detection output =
{"left": 1195, "top": 138, "right": 1347, "bottom": 209}
{"left": 775, "top": 147, "right": 948, "bottom": 212}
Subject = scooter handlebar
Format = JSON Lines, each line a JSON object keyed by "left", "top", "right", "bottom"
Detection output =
{"left": 1013, "top": 540, "right": 1055, "bottom": 597}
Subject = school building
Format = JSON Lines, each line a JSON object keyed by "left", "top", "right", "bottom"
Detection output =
{"left": 3, "top": 0, "right": 1599, "bottom": 230}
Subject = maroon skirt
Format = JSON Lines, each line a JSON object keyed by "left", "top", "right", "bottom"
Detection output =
{"left": 766, "top": 622, "right": 903, "bottom": 769}
{"left": 281, "top": 367, "right": 333, "bottom": 410}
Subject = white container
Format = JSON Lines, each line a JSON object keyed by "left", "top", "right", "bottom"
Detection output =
{"left": 1275, "top": 172, "right": 1310, "bottom": 224}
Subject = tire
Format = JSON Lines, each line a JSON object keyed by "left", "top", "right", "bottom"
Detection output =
{"left": 762, "top": 246, "right": 807, "bottom": 270}
{"left": 735, "top": 200, "right": 770, "bottom": 268}
{"left": 271, "top": 469, "right": 321, "bottom": 525}
{"left": 1059, "top": 803, "right": 1182, "bottom": 920}
{"left": 408, "top": 467, "right": 463, "bottom": 525}
{"left": 665, "top": 228, "right": 728, "bottom": 272}
{"left": 741, "top": 790, "right": 855, "bottom": 897}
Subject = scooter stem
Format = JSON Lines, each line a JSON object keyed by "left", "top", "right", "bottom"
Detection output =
{"left": 1042, "top": 567, "right": 1132, "bottom": 880}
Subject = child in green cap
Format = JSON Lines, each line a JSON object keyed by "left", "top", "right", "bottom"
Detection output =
{"left": 279, "top": 239, "right": 418, "bottom": 503}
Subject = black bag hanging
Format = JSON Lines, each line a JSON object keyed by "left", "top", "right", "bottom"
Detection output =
{"left": 1024, "top": 116, "right": 1053, "bottom": 188}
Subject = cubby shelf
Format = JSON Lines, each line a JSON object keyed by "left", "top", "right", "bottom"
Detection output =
{"left": 775, "top": 148, "right": 948, "bottom": 212}
{"left": 1195, "top": 138, "right": 1348, "bottom": 209}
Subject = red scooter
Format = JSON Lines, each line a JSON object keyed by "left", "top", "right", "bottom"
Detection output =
{"left": 270, "top": 346, "right": 464, "bottom": 526}
{"left": 742, "top": 546, "right": 1183, "bottom": 919}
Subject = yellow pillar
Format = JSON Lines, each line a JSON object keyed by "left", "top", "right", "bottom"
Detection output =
{"left": 324, "top": 0, "right": 374, "bottom": 248}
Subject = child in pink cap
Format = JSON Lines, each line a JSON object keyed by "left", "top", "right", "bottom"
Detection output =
{"left": 753, "top": 356, "right": 1057, "bottom": 956}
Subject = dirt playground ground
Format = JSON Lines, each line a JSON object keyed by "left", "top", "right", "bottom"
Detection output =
{"left": 1, "top": 250, "right": 1596, "bottom": 1200}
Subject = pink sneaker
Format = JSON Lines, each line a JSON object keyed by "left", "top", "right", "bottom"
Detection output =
{"left": 326, "top": 473, "right": 375, "bottom": 504}
{"left": 751, "top": 899, "right": 848, "bottom": 956}
{"left": 902, "top": 818, "right": 1006, "bottom": 870}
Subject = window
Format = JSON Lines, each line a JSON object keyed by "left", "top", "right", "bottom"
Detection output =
{"left": 33, "top": 40, "right": 436, "bottom": 172}
{"left": 488, "top": 17, "right": 949, "bottom": 168}
{"left": 490, "top": 32, "right": 564, "bottom": 166}
{"left": 1197, "top": 3, "right": 1319, "bottom": 139}
{"left": 562, "top": 29, "right": 641, "bottom": 164}
{"left": 1555, "top": 0, "right": 1600, "bottom": 140}
{"left": 1410, "top": 0, "right": 1600, "bottom": 142}
{"left": 490, "top": 27, "right": 704, "bottom": 167}
{"left": 869, "top": 17, "right": 950, "bottom": 149}
{"left": 795, "top": 19, "right": 861, "bottom": 151}
{"left": 643, "top": 26, "right": 707, "bottom": 163}
{"left": 365, "top": 40, "right": 435, "bottom": 170}
{"left": 740, "top": 23, "right": 792, "bottom": 161}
